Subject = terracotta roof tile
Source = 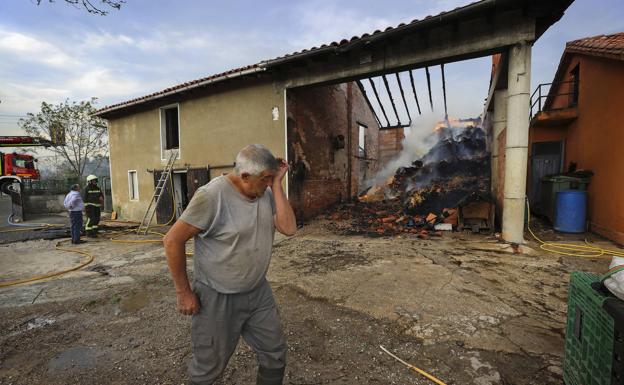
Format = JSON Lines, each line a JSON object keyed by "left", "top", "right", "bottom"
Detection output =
{"left": 95, "top": 64, "right": 262, "bottom": 115}
{"left": 565, "top": 32, "right": 624, "bottom": 60}
{"left": 96, "top": 0, "right": 485, "bottom": 116}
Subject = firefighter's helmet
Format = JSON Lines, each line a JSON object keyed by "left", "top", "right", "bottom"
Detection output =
{"left": 86, "top": 174, "right": 98, "bottom": 182}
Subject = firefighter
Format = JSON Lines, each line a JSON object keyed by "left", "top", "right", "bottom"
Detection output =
{"left": 83, "top": 174, "right": 103, "bottom": 237}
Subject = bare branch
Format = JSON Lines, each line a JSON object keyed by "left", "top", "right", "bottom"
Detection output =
{"left": 18, "top": 98, "right": 108, "bottom": 179}
{"left": 35, "top": 0, "right": 125, "bottom": 15}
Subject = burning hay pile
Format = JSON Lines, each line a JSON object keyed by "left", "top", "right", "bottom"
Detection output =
{"left": 327, "top": 121, "right": 492, "bottom": 237}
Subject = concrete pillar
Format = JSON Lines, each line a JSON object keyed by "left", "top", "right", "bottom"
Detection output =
{"left": 502, "top": 42, "right": 531, "bottom": 244}
{"left": 490, "top": 89, "right": 508, "bottom": 196}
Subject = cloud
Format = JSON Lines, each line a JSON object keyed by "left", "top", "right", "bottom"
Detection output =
{"left": 82, "top": 31, "right": 135, "bottom": 48}
{"left": 0, "top": 82, "right": 71, "bottom": 115}
{"left": 67, "top": 68, "right": 145, "bottom": 98}
{"left": 289, "top": 4, "right": 393, "bottom": 50}
{"left": 0, "top": 29, "right": 75, "bottom": 67}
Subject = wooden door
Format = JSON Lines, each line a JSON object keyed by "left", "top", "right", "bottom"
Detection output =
{"left": 186, "top": 168, "right": 209, "bottom": 201}
{"left": 154, "top": 170, "right": 174, "bottom": 225}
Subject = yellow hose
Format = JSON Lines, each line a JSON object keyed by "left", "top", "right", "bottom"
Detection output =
{"left": 526, "top": 198, "right": 624, "bottom": 258}
{"left": 0, "top": 239, "right": 94, "bottom": 288}
{"left": 0, "top": 223, "right": 64, "bottom": 234}
{"left": 1, "top": 174, "right": 190, "bottom": 288}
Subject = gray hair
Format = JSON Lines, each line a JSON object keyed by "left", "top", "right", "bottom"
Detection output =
{"left": 71, "top": 184, "right": 80, "bottom": 191}
{"left": 234, "top": 144, "right": 278, "bottom": 176}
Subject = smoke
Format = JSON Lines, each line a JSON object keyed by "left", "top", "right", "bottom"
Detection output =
{"left": 367, "top": 112, "right": 442, "bottom": 186}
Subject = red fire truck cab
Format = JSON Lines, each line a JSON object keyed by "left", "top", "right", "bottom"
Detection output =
{"left": 0, "top": 152, "right": 40, "bottom": 193}
{"left": 0, "top": 136, "right": 51, "bottom": 194}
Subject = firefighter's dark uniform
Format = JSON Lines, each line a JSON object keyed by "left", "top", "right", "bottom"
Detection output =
{"left": 83, "top": 182, "right": 103, "bottom": 237}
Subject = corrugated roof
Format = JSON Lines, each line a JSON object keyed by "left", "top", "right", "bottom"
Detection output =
{"left": 565, "top": 32, "right": 624, "bottom": 61}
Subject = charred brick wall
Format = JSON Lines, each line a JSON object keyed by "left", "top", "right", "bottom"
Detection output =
{"left": 350, "top": 84, "right": 381, "bottom": 194}
{"left": 287, "top": 83, "right": 379, "bottom": 221}
{"left": 378, "top": 128, "right": 405, "bottom": 167}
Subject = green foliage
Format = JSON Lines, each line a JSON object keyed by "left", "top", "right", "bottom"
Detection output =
{"left": 19, "top": 98, "right": 108, "bottom": 179}
{"left": 22, "top": 177, "right": 81, "bottom": 195}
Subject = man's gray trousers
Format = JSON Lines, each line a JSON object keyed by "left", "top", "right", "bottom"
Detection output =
{"left": 188, "top": 279, "right": 286, "bottom": 385}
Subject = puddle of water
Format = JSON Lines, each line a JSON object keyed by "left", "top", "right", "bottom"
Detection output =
{"left": 26, "top": 317, "right": 56, "bottom": 330}
{"left": 119, "top": 291, "right": 150, "bottom": 313}
{"left": 48, "top": 346, "right": 97, "bottom": 371}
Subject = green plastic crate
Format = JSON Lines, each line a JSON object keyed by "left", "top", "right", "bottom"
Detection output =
{"left": 564, "top": 272, "right": 616, "bottom": 385}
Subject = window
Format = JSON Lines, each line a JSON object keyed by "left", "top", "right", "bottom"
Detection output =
{"left": 358, "top": 124, "right": 367, "bottom": 157}
{"left": 12, "top": 158, "right": 27, "bottom": 168}
{"left": 570, "top": 64, "right": 580, "bottom": 106}
{"left": 12, "top": 155, "right": 34, "bottom": 169}
{"left": 128, "top": 170, "right": 139, "bottom": 200}
{"left": 161, "top": 105, "right": 179, "bottom": 150}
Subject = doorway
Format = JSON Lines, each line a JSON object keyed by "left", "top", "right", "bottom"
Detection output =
{"left": 172, "top": 171, "right": 189, "bottom": 218}
{"left": 154, "top": 167, "right": 210, "bottom": 224}
{"left": 530, "top": 141, "right": 564, "bottom": 212}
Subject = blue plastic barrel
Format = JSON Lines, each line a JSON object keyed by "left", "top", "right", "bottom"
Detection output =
{"left": 554, "top": 190, "right": 587, "bottom": 233}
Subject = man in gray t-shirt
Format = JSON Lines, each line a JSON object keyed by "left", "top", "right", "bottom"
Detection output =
{"left": 164, "top": 144, "right": 296, "bottom": 385}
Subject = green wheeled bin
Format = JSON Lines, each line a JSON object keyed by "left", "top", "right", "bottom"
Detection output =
{"left": 539, "top": 175, "right": 589, "bottom": 222}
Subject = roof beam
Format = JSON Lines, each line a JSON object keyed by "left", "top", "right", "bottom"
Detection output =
{"left": 395, "top": 73, "right": 412, "bottom": 124}
{"left": 368, "top": 78, "right": 390, "bottom": 127}
{"left": 408, "top": 70, "right": 422, "bottom": 115}
{"left": 382, "top": 75, "right": 401, "bottom": 126}
{"left": 356, "top": 80, "right": 382, "bottom": 128}
{"left": 441, "top": 64, "right": 448, "bottom": 118}
{"left": 425, "top": 67, "right": 434, "bottom": 111}
{"left": 276, "top": 10, "right": 536, "bottom": 88}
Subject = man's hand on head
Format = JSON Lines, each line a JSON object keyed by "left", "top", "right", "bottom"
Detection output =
{"left": 176, "top": 290, "right": 200, "bottom": 316}
{"left": 273, "top": 158, "right": 289, "bottom": 186}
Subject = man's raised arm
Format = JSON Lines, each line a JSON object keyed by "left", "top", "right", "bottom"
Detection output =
{"left": 272, "top": 159, "right": 297, "bottom": 236}
{"left": 163, "top": 220, "right": 202, "bottom": 315}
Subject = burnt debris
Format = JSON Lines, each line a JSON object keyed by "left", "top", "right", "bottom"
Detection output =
{"left": 326, "top": 121, "right": 492, "bottom": 237}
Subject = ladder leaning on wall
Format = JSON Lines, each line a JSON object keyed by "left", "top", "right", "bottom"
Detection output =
{"left": 137, "top": 150, "right": 177, "bottom": 235}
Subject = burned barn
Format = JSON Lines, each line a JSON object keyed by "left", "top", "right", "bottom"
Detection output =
{"left": 96, "top": 0, "right": 574, "bottom": 243}
{"left": 337, "top": 118, "right": 494, "bottom": 236}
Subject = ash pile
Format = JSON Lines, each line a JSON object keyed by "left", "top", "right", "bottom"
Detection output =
{"left": 328, "top": 122, "right": 494, "bottom": 237}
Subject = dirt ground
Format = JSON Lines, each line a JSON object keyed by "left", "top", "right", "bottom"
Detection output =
{"left": 0, "top": 217, "right": 614, "bottom": 385}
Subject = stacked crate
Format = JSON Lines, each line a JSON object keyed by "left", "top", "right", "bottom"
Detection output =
{"left": 564, "top": 272, "right": 624, "bottom": 385}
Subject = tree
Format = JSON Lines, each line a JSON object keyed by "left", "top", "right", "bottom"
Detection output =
{"left": 19, "top": 98, "right": 108, "bottom": 179}
{"left": 35, "top": 0, "right": 124, "bottom": 16}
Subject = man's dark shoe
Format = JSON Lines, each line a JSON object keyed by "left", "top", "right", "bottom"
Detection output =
{"left": 74, "top": 240, "right": 87, "bottom": 244}
{"left": 257, "top": 366, "right": 285, "bottom": 385}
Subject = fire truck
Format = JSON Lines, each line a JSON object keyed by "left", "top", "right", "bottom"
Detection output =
{"left": 0, "top": 136, "right": 54, "bottom": 194}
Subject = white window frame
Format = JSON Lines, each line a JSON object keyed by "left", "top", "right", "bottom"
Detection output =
{"left": 159, "top": 103, "right": 181, "bottom": 160}
{"left": 128, "top": 170, "right": 139, "bottom": 201}
{"left": 358, "top": 123, "right": 367, "bottom": 157}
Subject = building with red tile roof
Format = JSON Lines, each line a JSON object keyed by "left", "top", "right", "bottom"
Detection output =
{"left": 528, "top": 32, "right": 624, "bottom": 243}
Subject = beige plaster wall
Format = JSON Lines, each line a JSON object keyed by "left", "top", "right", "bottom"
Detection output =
{"left": 107, "top": 80, "right": 286, "bottom": 221}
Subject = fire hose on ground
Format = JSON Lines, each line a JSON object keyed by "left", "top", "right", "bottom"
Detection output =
{"left": 526, "top": 198, "right": 624, "bottom": 259}
{"left": 0, "top": 177, "right": 191, "bottom": 288}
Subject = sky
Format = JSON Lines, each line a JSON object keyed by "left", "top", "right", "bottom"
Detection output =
{"left": 1, "top": 0, "right": 623, "bottom": 137}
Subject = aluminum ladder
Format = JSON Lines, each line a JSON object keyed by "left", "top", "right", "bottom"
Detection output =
{"left": 137, "top": 150, "right": 177, "bottom": 234}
